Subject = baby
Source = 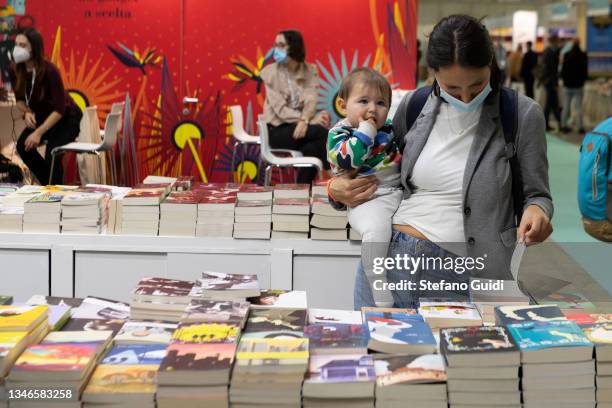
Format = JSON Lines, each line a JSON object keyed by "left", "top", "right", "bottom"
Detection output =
{"left": 327, "top": 67, "right": 402, "bottom": 307}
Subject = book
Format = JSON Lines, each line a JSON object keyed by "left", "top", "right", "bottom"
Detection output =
{"left": 311, "top": 196, "right": 347, "bottom": 217}
{"left": 566, "top": 314, "right": 612, "bottom": 325}
{"left": 507, "top": 320, "right": 594, "bottom": 363}
{"left": 303, "top": 354, "right": 375, "bottom": 399}
{"left": 191, "top": 271, "right": 260, "bottom": 299}
{"left": 41, "top": 304, "right": 71, "bottom": 330}
{"left": 310, "top": 227, "right": 347, "bottom": 240}
{"left": 245, "top": 308, "right": 307, "bottom": 334}
{"left": 495, "top": 304, "right": 566, "bottom": 326}
{"left": 101, "top": 343, "right": 167, "bottom": 365}
{"left": 158, "top": 343, "right": 236, "bottom": 385}
{"left": 439, "top": 326, "right": 520, "bottom": 367}
{"left": 171, "top": 322, "right": 240, "bottom": 344}
{"left": 0, "top": 331, "right": 29, "bottom": 376}
{"left": 272, "top": 198, "right": 310, "bottom": 214}
{"left": 131, "top": 277, "right": 194, "bottom": 304}
{"left": 70, "top": 297, "right": 130, "bottom": 320}
{"left": 42, "top": 330, "right": 113, "bottom": 345}
{"left": 0, "top": 296, "right": 12, "bottom": 306}
{"left": 61, "top": 318, "right": 125, "bottom": 336}
{"left": 417, "top": 301, "right": 482, "bottom": 328}
{"left": 235, "top": 338, "right": 309, "bottom": 362}
{"left": 26, "top": 295, "right": 84, "bottom": 308}
{"left": 374, "top": 354, "right": 447, "bottom": 386}
{"left": 0, "top": 305, "right": 48, "bottom": 332}
{"left": 248, "top": 290, "right": 307, "bottom": 310}
{"left": 234, "top": 199, "right": 273, "bottom": 215}
{"left": 364, "top": 311, "right": 436, "bottom": 354}
{"left": 114, "top": 321, "right": 178, "bottom": 344}
{"left": 83, "top": 364, "right": 158, "bottom": 400}
{"left": 237, "top": 185, "right": 273, "bottom": 201}
{"left": 305, "top": 323, "right": 367, "bottom": 354}
{"left": 539, "top": 292, "right": 596, "bottom": 313}
{"left": 122, "top": 186, "right": 168, "bottom": 205}
{"left": 181, "top": 299, "right": 249, "bottom": 326}
{"left": 309, "top": 308, "right": 363, "bottom": 325}
{"left": 310, "top": 214, "right": 348, "bottom": 229}
{"left": 273, "top": 184, "right": 310, "bottom": 199}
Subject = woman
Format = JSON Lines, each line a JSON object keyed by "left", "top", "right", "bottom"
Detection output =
{"left": 11, "top": 27, "right": 82, "bottom": 185}
{"left": 260, "top": 29, "right": 331, "bottom": 184}
{"left": 329, "top": 15, "right": 553, "bottom": 309}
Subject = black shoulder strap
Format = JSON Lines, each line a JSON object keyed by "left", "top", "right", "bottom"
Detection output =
{"left": 500, "top": 87, "right": 523, "bottom": 224}
{"left": 404, "top": 86, "right": 432, "bottom": 132}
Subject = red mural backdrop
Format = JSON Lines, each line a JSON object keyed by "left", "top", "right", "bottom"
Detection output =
{"left": 9, "top": 0, "right": 417, "bottom": 184}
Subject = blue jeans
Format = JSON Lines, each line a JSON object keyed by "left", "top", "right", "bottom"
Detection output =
{"left": 354, "top": 231, "right": 470, "bottom": 310}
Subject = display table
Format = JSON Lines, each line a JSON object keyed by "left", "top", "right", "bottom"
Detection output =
{"left": 0, "top": 232, "right": 361, "bottom": 308}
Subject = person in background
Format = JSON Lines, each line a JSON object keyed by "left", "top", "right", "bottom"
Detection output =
{"left": 260, "top": 29, "right": 331, "bottom": 184}
{"left": 507, "top": 44, "right": 523, "bottom": 84}
{"left": 560, "top": 39, "right": 588, "bottom": 134}
{"left": 10, "top": 27, "right": 82, "bottom": 185}
{"left": 541, "top": 34, "right": 562, "bottom": 131}
{"left": 521, "top": 41, "right": 538, "bottom": 99}
{"left": 494, "top": 38, "right": 508, "bottom": 85}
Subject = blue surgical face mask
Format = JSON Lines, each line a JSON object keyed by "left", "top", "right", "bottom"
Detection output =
{"left": 272, "top": 47, "right": 288, "bottom": 64}
{"left": 439, "top": 82, "right": 492, "bottom": 113}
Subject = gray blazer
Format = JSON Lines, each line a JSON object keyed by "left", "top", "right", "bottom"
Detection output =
{"left": 392, "top": 90, "right": 554, "bottom": 279}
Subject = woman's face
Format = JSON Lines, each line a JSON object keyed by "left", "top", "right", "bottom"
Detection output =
{"left": 274, "top": 34, "right": 288, "bottom": 53}
{"left": 15, "top": 34, "right": 32, "bottom": 54}
{"left": 435, "top": 64, "right": 490, "bottom": 103}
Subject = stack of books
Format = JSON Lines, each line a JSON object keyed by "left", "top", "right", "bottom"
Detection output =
{"left": 567, "top": 313, "right": 612, "bottom": 408}
{"left": 362, "top": 307, "right": 437, "bottom": 354}
{"left": 130, "top": 277, "right": 195, "bottom": 322}
{"left": 470, "top": 278, "right": 531, "bottom": 325}
{"left": 7, "top": 330, "right": 113, "bottom": 406}
{"left": 305, "top": 308, "right": 367, "bottom": 354}
{"left": 25, "top": 295, "right": 73, "bottom": 331}
{"left": 114, "top": 320, "right": 178, "bottom": 344}
{"left": 22, "top": 192, "right": 65, "bottom": 233}
{"left": 248, "top": 290, "right": 307, "bottom": 310}
{"left": 159, "top": 191, "right": 200, "bottom": 236}
{"left": 189, "top": 272, "right": 260, "bottom": 301}
{"left": 272, "top": 184, "right": 310, "bottom": 239}
{"left": 0, "top": 185, "right": 44, "bottom": 209}
{"left": 60, "top": 190, "right": 109, "bottom": 234}
{"left": 120, "top": 184, "right": 171, "bottom": 236}
{"left": 64, "top": 296, "right": 130, "bottom": 335}
{"left": 83, "top": 342, "right": 167, "bottom": 408}
{"left": 499, "top": 305, "right": 595, "bottom": 408}
{"left": 173, "top": 175, "right": 195, "bottom": 192}
{"left": 0, "top": 207, "right": 23, "bottom": 233}
{"left": 233, "top": 185, "right": 272, "bottom": 239}
{"left": 374, "top": 354, "right": 448, "bottom": 408}
{"left": 196, "top": 188, "right": 237, "bottom": 238}
{"left": 441, "top": 326, "right": 521, "bottom": 408}
{"left": 310, "top": 185, "right": 348, "bottom": 240}
{"left": 417, "top": 300, "right": 483, "bottom": 329}
{"left": 157, "top": 300, "right": 246, "bottom": 408}
{"left": 230, "top": 307, "right": 308, "bottom": 407}
{"left": 303, "top": 354, "right": 375, "bottom": 408}
{"left": 105, "top": 187, "right": 132, "bottom": 234}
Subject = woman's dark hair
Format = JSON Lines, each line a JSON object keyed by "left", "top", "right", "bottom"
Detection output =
{"left": 426, "top": 15, "right": 501, "bottom": 94}
{"left": 280, "top": 30, "right": 306, "bottom": 63}
{"left": 14, "top": 27, "right": 47, "bottom": 101}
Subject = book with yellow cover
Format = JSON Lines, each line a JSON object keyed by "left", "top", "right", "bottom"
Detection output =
{"left": 171, "top": 322, "right": 240, "bottom": 344}
{"left": 83, "top": 364, "right": 158, "bottom": 398}
{"left": 0, "top": 305, "right": 48, "bottom": 332}
{"left": 0, "top": 331, "right": 29, "bottom": 376}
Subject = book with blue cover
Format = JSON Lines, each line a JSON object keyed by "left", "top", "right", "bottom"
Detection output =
{"left": 101, "top": 343, "right": 167, "bottom": 365}
{"left": 507, "top": 320, "right": 594, "bottom": 363}
{"left": 364, "top": 311, "right": 436, "bottom": 354}
{"left": 494, "top": 304, "right": 566, "bottom": 326}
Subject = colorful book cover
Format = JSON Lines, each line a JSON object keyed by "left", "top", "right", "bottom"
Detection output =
{"left": 374, "top": 354, "right": 447, "bottom": 386}
{"left": 198, "top": 194, "right": 237, "bottom": 204}
{"left": 61, "top": 318, "right": 125, "bottom": 335}
{"left": 0, "top": 305, "right": 47, "bottom": 330}
{"left": 124, "top": 187, "right": 166, "bottom": 198}
{"left": 182, "top": 299, "right": 249, "bottom": 323}
{"left": 248, "top": 290, "right": 307, "bottom": 309}
{"left": 241, "top": 330, "right": 306, "bottom": 340}
{"left": 306, "top": 354, "right": 375, "bottom": 383}
{"left": 418, "top": 302, "right": 481, "bottom": 320}
{"left": 163, "top": 191, "right": 200, "bottom": 204}
{"left": 133, "top": 277, "right": 194, "bottom": 295}
{"left": 172, "top": 322, "right": 240, "bottom": 344}
{"left": 309, "top": 308, "right": 363, "bottom": 325}
{"left": 305, "top": 323, "right": 367, "bottom": 350}
{"left": 539, "top": 292, "right": 597, "bottom": 311}
{"left": 61, "top": 192, "right": 105, "bottom": 205}
{"left": 0, "top": 332, "right": 28, "bottom": 356}
{"left": 365, "top": 312, "right": 434, "bottom": 345}
{"left": 578, "top": 323, "right": 612, "bottom": 344}
{"left": 495, "top": 305, "right": 566, "bottom": 325}
{"left": 566, "top": 314, "right": 612, "bottom": 325}
{"left": 70, "top": 297, "right": 130, "bottom": 320}
{"left": 101, "top": 343, "right": 167, "bottom": 365}
{"left": 159, "top": 343, "right": 236, "bottom": 372}
{"left": 440, "top": 326, "right": 518, "bottom": 354}
{"left": 246, "top": 308, "right": 307, "bottom": 333}
{"left": 12, "top": 343, "right": 98, "bottom": 372}
{"left": 115, "top": 321, "right": 177, "bottom": 344}
{"left": 507, "top": 320, "right": 593, "bottom": 351}
{"left": 236, "top": 338, "right": 309, "bottom": 360}
{"left": 195, "top": 271, "right": 259, "bottom": 291}
{"left": 26, "top": 192, "right": 64, "bottom": 204}
{"left": 85, "top": 364, "right": 158, "bottom": 394}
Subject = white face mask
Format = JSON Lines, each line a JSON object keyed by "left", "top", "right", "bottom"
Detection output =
{"left": 439, "top": 82, "right": 492, "bottom": 113}
{"left": 12, "top": 46, "right": 31, "bottom": 64}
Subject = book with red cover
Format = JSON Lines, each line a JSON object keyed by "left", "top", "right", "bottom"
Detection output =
{"left": 163, "top": 191, "right": 200, "bottom": 205}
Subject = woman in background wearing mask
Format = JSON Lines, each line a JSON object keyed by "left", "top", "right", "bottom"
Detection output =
{"left": 329, "top": 15, "right": 553, "bottom": 309}
{"left": 10, "top": 27, "right": 81, "bottom": 185}
{"left": 260, "top": 30, "right": 331, "bottom": 183}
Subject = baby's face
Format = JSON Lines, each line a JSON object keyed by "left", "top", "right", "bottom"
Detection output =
{"left": 343, "top": 83, "right": 389, "bottom": 130}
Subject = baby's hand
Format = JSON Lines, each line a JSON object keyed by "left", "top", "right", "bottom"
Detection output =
{"left": 359, "top": 117, "right": 377, "bottom": 131}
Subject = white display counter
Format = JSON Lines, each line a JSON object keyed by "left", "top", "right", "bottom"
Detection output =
{"left": 0, "top": 233, "right": 361, "bottom": 309}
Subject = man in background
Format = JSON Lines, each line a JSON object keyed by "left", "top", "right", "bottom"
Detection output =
{"left": 520, "top": 41, "right": 538, "bottom": 99}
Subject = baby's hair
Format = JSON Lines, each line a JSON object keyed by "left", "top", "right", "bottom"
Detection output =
{"left": 337, "top": 67, "right": 392, "bottom": 105}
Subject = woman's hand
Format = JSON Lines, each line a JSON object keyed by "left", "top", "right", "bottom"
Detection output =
{"left": 24, "top": 112, "right": 36, "bottom": 129}
{"left": 312, "top": 111, "right": 331, "bottom": 128}
{"left": 517, "top": 204, "right": 553, "bottom": 244}
{"left": 329, "top": 172, "right": 378, "bottom": 208}
{"left": 293, "top": 120, "right": 308, "bottom": 139}
{"left": 24, "top": 129, "right": 42, "bottom": 152}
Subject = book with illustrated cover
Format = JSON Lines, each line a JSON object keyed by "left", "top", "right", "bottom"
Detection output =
{"left": 305, "top": 323, "right": 367, "bottom": 354}
{"left": 181, "top": 299, "right": 249, "bottom": 325}
{"left": 495, "top": 304, "right": 566, "bottom": 326}
{"left": 0, "top": 331, "right": 29, "bottom": 376}
{"left": 245, "top": 308, "right": 307, "bottom": 334}
{"left": 236, "top": 338, "right": 309, "bottom": 361}
{"left": 417, "top": 301, "right": 482, "bottom": 328}
{"left": 191, "top": 271, "right": 260, "bottom": 299}
{"left": 83, "top": 364, "right": 158, "bottom": 395}
{"left": 131, "top": 277, "right": 194, "bottom": 303}
{"left": 440, "top": 326, "right": 520, "bottom": 367}
{"left": 122, "top": 186, "right": 168, "bottom": 205}
{"left": 241, "top": 330, "right": 305, "bottom": 340}
{"left": 159, "top": 342, "right": 235, "bottom": 373}
{"left": 61, "top": 192, "right": 106, "bottom": 206}
{"left": 309, "top": 308, "right": 363, "bottom": 325}
{"left": 364, "top": 311, "right": 435, "bottom": 354}
{"left": 374, "top": 354, "right": 447, "bottom": 386}
{"left": 26, "top": 295, "right": 84, "bottom": 308}
{"left": 360, "top": 307, "right": 417, "bottom": 319}
{"left": 566, "top": 313, "right": 612, "bottom": 325}
{"left": 0, "top": 305, "right": 48, "bottom": 332}
{"left": 42, "top": 330, "right": 113, "bottom": 345}
{"left": 71, "top": 297, "right": 130, "bottom": 320}
{"left": 539, "top": 292, "right": 597, "bottom": 312}
{"left": 248, "top": 290, "right": 307, "bottom": 309}
{"left": 61, "top": 318, "right": 125, "bottom": 335}
{"left": 171, "top": 322, "right": 240, "bottom": 344}
{"left": 576, "top": 323, "right": 612, "bottom": 345}
{"left": 25, "top": 192, "right": 64, "bottom": 205}
{"left": 306, "top": 354, "right": 375, "bottom": 383}
{"left": 101, "top": 343, "right": 167, "bottom": 365}
{"left": 237, "top": 185, "right": 273, "bottom": 201}
{"left": 162, "top": 191, "right": 200, "bottom": 205}
{"left": 114, "top": 321, "right": 177, "bottom": 344}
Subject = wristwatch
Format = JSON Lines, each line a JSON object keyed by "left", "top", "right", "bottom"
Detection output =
{"left": 300, "top": 118, "right": 310, "bottom": 125}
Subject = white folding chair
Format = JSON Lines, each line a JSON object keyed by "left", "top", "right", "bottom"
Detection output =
{"left": 100, "top": 102, "right": 125, "bottom": 138}
{"left": 49, "top": 113, "right": 121, "bottom": 185}
{"left": 257, "top": 120, "right": 322, "bottom": 186}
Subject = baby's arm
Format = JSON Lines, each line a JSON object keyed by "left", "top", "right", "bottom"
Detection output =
{"left": 327, "top": 121, "right": 377, "bottom": 170}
